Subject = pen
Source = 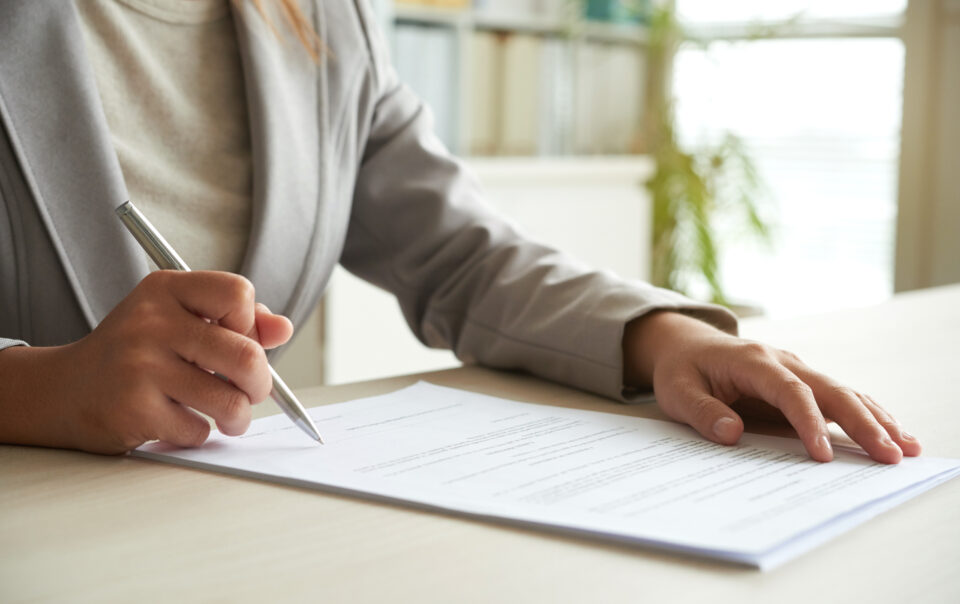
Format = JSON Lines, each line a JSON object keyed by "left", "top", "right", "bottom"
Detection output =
{"left": 115, "top": 200, "right": 324, "bottom": 444}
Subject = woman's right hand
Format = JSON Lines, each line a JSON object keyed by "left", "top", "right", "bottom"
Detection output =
{"left": 0, "top": 271, "right": 293, "bottom": 454}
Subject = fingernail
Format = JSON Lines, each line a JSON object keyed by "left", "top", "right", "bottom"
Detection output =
{"left": 819, "top": 434, "right": 833, "bottom": 456}
{"left": 882, "top": 435, "right": 898, "bottom": 448}
{"left": 713, "top": 417, "right": 738, "bottom": 441}
{"left": 900, "top": 431, "right": 916, "bottom": 441}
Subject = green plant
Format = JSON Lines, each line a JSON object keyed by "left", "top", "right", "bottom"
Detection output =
{"left": 646, "top": 121, "right": 771, "bottom": 305}
{"left": 640, "top": 4, "right": 772, "bottom": 306}
{"left": 567, "top": 1, "right": 772, "bottom": 305}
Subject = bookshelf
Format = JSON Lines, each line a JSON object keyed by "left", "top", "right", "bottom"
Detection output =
{"left": 382, "top": 1, "right": 651, "bottom": 157}
{"left": 393, "top": 3, "right": 648, "bottom": 43}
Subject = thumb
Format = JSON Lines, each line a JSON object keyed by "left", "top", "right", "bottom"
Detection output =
{"left": 659, "top": 375, "right": 744, "bottom": 445}
{"left": 251, "top": 303, "right": 294, "bottom": 349}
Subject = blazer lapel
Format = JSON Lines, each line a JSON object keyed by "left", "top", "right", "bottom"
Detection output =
{"left": 0, "top": 1, "right": 325, "bottom": 328}
{"left": 0, "top": 0, "right": 148, "bottom": 330}
{"left": 232, "top": 3, "right": 323, "bottom": 317}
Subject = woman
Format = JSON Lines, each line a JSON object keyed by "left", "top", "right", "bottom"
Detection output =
{"left": 0, "top": 0, "right": 919, "bottom": 462}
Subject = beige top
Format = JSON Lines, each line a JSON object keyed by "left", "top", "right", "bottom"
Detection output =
{"left": 74, "top": 0, "right": 252, "bottom": 273}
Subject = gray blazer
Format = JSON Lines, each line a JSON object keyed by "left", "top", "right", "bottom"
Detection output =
{"left": 0, "top": 0, "right": 735, "bottom": 401}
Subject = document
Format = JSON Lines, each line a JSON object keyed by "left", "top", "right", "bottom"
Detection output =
{"left": 135, "top": 382, "right": 960, "bottom": 569}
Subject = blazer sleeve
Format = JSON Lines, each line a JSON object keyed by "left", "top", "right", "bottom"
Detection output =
{"left": 340, "top": 1, "right": 738, "bottom": 402}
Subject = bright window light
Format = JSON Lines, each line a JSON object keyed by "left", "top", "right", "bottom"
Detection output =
{"left": 676, "top": 0, "right": 907, "bottom": 23}
{"left": 673, "top": 37, "right": 905, "bottom": 317}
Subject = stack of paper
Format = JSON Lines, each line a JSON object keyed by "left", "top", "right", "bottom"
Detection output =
{"left": 136, "top": 383, "right": 960, "bottom": 570}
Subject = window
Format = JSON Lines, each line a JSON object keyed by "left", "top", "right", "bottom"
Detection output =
{"left": 673, "top": 1, "right": 906, "bottom": 317}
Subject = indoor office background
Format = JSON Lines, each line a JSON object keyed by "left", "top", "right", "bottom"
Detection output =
{"left": 275, "top": 0, "right": 960, "bottom": 389}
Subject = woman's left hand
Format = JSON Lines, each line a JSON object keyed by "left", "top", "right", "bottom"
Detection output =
{"left": 622, "top": 311, "right": 922, "bottom": 464}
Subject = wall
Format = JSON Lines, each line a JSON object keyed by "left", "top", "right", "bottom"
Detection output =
{"left": 895, "top": 0, "right": 960, "bottom": 291}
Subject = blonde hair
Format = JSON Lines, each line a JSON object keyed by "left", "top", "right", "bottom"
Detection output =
{"left": 233, "top": 0, "right": 325, "bottom": 61}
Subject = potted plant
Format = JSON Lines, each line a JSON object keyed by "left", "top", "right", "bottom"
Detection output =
{"left": 577, "top": 1, "right": 773, "bottom": 310}
{"left": 640, "top": 5, "right": 772, "bottom": 310}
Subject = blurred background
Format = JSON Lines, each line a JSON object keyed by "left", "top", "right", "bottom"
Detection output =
{"left": 276, "top": 0, "right": 960, "bottom": 388}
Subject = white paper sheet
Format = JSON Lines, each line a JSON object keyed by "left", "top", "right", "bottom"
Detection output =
{"left": 135, "top": 382, "right": 960, "bottom": 569}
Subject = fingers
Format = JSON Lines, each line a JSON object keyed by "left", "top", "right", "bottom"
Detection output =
{"left": 162, "top": 358, "right": 253, "bottom": 436}
{"left": 252, "top": 303, "right": 294, "bottom": 349}
{"left": 657, "top": 337, "right": 921, "bottom": 465}
{"left": 782, "top": 358, "right": 920, "bottom": 463}
{"left": 805, "top": 378, "right": 902, "bottom": 464}
{"left": 152, "top": 401, "right": 212, "bottom": 448}
{"left": 862, "top": 395, "right": 922, "bottom": 456}
{"left": 154, "top": 270, "right": 258, "bottom": 335}
{"left": 659, "top": 372, "right": 745, "bottom": 445}
{"left": 789, "top": 362, "right": 918, "bottom": 462}
{"left": 171, "top": 310, "right": 273, "bottom": 404}
{"left": 69, "top": 271, "right": 273, "bottom": 453}
{"left": 140, "top": 272, "right": 275, "bottom": 403}
{"left": 151, "top": 271, "right": 293, "bottom": 348}
{"left": 731, "top": 354, "right": 833, "bottom": 462}
{"left": 663, "top": 339, "right": 913, "bottom": 463}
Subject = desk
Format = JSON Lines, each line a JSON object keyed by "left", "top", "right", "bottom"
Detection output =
{"left": 2, "top": 286, "right": 959, "bottom": 603}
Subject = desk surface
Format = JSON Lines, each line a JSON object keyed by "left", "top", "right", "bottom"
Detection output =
{"left": 2, "top": 286, "right": 959, "bottom": 603}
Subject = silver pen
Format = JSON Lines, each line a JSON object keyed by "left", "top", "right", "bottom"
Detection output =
{"left": 116, "top": 201, "right": 324, "bottom": 444}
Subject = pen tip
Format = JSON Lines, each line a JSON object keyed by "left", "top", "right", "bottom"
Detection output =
{"left": 294, "top": 416, "right": 324, "bottom": 444}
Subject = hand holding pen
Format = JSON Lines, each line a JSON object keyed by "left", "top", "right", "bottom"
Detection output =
{"left": 0, "top": 202, "right": 320, "bottom": 454}
{"left": 116, "top": 201, "right": 323, "bottom": 445}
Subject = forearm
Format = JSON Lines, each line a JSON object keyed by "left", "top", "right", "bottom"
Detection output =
{"left": 0, "top": 344, "right": 77, "bottom": 449}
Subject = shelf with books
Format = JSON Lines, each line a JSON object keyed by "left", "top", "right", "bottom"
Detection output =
{"left": 471, "top": 12, "right": 568, "bottom": 37}
{"left": 578, "top": 19, "right": 649, "bottom": 45}
{"left": 393, "top": 3, "right": 471, "bottom": 27}
{"left": 386, "top": 1, "right": 650, "bottom": 158}
{"left": 393, "top": 3, "right": 648, "bottom": 45}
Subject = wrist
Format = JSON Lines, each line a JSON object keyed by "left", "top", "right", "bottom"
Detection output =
{"left": 621, "top": 310, "right": 724, "bottom": 388}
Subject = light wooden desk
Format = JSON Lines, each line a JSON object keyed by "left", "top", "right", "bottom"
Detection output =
{"left": 2, "top": 286, "right": 959, "bottom": 603}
